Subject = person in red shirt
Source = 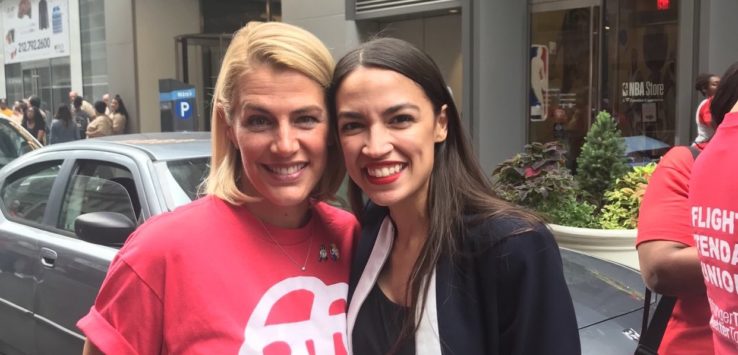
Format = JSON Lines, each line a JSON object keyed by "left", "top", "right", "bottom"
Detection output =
{"left": 77, "top": 22, "right": 359, "bottom": 354}
{"left": 694, "top": 72, "right": 720, "bottom": 144}
{"left": 690, "top": 61, "right": 738, "bottom": 354}
{"left": 637, "top": 67, "right": 735, "bottom": 354}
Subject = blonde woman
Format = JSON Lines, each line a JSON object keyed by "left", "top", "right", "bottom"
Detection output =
{"left": 78, "top": 22, "right": 358, "bottom": 354}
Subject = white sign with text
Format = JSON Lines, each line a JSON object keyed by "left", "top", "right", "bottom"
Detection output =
{"left": 2, "top": 0, "right": 70, "bottom": 64}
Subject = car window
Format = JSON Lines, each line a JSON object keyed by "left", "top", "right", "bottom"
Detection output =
{"left": 0, "top": 121, "right": 30, "bottom": 168}
{"left": 1, "top": 161, "right": 63, "bottom": 225}
{"left": 164, "top": 158, "right": 209, "bottom": 202}
{"left": 58, "top": 161, "right": 140, "bottom": 232}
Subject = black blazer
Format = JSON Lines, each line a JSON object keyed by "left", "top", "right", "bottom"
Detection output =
{"left": 347, "top": 203, "right": 581, "bottom": 355}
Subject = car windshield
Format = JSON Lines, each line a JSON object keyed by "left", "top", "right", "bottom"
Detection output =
{"left": 157, "top": 157, "right": 210, "bottom": 208}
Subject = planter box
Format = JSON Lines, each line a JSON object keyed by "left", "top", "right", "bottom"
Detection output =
{"left": 548, "top": 223, "right": 639, "bottom": 270}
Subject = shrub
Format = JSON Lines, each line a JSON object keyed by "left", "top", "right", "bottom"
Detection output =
{"left": 576, "top": 111, "right": 628, "bottom": 207}
{"left": 492, "top": 141, "right": 597, "bottom": 227}
{"left": 598, "top": 162, "right": 656, "bottom": 229}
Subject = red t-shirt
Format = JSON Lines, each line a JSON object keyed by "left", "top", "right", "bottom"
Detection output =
{"left": 637, "top": 146, "right": 713, "bottom": 354}
{"left": 77, "top": 195, "right": 359, "bottom": 354}
{"left": 691, "top": 111, "right": 738, "bottom": 354}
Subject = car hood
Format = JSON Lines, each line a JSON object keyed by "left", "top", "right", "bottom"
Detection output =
{"left": 561, "top": 249, "right": 647, "bottom": 329}
{"left": 579, "top": 310, "right": 643, "bottom": 355}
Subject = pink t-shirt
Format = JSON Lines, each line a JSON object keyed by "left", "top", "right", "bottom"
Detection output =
{"left": 77, "top": 195, "right": 359, "bottom": 354}
{"left": 691, "top": 111, "right": 738, "bottom": 353}
{"left": 637, "top": 146, "right": 713, "bottom": 354}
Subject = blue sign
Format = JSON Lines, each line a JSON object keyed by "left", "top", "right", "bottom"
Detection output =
{"left": 159, "top": 88, "right": 196, "bottom": 102}
{"left": 175, "top": 99, "right": 193, "bottom": 120}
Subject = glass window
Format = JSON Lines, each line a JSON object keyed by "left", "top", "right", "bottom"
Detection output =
{"left": 4, "top": 57, "right": 70, "bottom": 116}
{"left": 528, "top": 6, "right": 600, "bottom": 170}
{"left": 603, "top": 0, "right": 678, "bottom": 163}
{"left": 80, "top": 0, "right": 107, "bottom": 101}
{"left": 58, "top": 161, "right": 138, "bottom": 232}
{"left": 160, "top": 158, "right": 209, "bottom": 206}
{"left": 1, "top": 161, "right": 62, "bottom": 225}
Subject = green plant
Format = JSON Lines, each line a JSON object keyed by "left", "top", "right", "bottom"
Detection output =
{"left": 598, "top": 163, "right": 656, "bottom": 229}
{"left": 492, "top": 141, "right": 576, "bottom": 207}
{"left": 539, "top": 195, "right": 599, "bottom": 228}
{"left": 491, "top": 141, "right": 598, "bottom": 227}
{"left": 576, "top": 111, "right": 628, "bottom": 207}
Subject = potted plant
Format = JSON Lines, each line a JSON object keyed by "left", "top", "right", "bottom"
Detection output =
{"left": 493, "top": 111, "right": 655, "bottom": 269}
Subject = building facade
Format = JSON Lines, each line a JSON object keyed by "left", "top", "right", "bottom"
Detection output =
{"left": 0, "top": 0, "right": 202, "bottom": 134}
{"left": 2, "top": 0, "right": 736, "bottom": 174}
{"left": 285, "top": 0, "right": 738, "bottom": 173}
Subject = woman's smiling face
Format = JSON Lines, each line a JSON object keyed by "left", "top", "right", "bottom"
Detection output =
{"left": 228, "top": 64, "right": 329, "bottom": 209}
{"left": 335, "top": 67, "right": 447, "bottom": 210}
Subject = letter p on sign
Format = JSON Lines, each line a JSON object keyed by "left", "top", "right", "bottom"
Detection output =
{"left": 176, "top": 100, "right": 193, "bottom": 119}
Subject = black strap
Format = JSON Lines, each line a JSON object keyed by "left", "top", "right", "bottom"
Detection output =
{"left": 636, "top": 293, "right": 677, "bottom": 355}
{"left": 688, "top": 144, "right": 702, "bottom": 160}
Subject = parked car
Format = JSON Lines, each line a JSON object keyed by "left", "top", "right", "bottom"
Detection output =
{"left": 0, "top": 132, "right": 647, "bottom": 354}
{"left": 0, "top": 115, "right": 41, "bottom": 169}
{"left": 0, "top": 132, "right": 210, "bottom": 355}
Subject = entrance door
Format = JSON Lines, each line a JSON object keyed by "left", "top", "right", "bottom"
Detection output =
{"left": 529, "top": 0, "right": 600, "bottom": 170}
{"left": 175, "top": 34, "right": 232, "bottom": 132}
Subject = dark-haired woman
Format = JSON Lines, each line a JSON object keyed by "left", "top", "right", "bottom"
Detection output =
{"left": 331, "top": 37, "right": 579, "bottom": 354}
{"left": 49, "top": 104, "right": 80, "bottom": 144}
{"left": 694, "top": 73, "right": 720, "bottom": 144}
{"left": 22, "top": 105, "right": 46, "bottom": 144}
{"left": 109, "top": 94, "right": 128, "bottom": 135}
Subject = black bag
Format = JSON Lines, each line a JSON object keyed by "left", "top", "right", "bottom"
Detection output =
{"left": 634, "top": 145, "right": 702, "bottom": 355}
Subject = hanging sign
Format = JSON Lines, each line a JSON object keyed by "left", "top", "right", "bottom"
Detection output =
{"left": 2, "top": 0, "right": 70, "bottom": 64}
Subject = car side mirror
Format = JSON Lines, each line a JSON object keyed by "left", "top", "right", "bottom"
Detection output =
{"left": 75, "top": 211, "right": 136, "bottom": 247}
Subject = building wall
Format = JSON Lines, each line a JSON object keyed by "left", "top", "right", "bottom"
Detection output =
{"left": 467, "top": 0, "right": 528, "bottom": 174}
{"left": 377, "top": 15, "right": 464, "bottom": 113}
{"left": 104, "top": 1, "right": 137, "bottom": 131}
{"left": 130, "top": 0, "right": 200, "bottom": 133}
{"left": 699, "top": 0, "right": 738, "bottom": 76}
{"left": 282, "top": 0, "right": 367, "bottom": 61}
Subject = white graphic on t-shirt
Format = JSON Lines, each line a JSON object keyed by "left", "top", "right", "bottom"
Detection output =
{"left": 239, "top": 276, "right": 348, "bottom": 354}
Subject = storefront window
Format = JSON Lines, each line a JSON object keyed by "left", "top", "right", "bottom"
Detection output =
{"left": 528, "top": 6, "right": 600, "bottom": 170}
{"left": 4, "top": 57, "right": 70, "bottom": 114}
{"left": 80, "top": 0, "right": 107, "bottom": 101}
{"left": 603, "top": 0, "right": 678, "bottom": 163}
{"left": 529, "top": 0, "right": 679, "bottom": 168}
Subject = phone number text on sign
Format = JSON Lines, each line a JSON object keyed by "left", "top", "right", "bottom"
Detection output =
{"left": 17, "top": 38, "right": 51, "bottom": 53}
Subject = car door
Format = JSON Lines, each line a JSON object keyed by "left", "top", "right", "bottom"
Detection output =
{"left": 0, "top": 159, "right": 63, "bottom": 355}
{"left": 33, "top": 155, "right": 145, "bottom": 355}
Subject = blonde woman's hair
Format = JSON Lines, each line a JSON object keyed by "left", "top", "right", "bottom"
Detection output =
{"left": 205, "top": 21, "right": 341, "bottom": 205}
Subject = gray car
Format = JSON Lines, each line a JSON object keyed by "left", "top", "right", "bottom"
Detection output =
{"left": 0, "top": 132, "right": 210, "bottom": 355}
{"left": 0, "top": 132, "right": 648, "bottom": 354}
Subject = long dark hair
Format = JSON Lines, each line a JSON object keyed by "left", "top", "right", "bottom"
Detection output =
{"left": 711, "top": 62, "right": 738, "bottom": 127}
{"left": 23, "top": 105, "right": 43, "bottom": 127}
{"left": 55, "top": 104, "right": 72, "bottom": 128}
{"left": 328, "top": 37, "right": 541, "bottom": 349}
{"left": 113, "top": 94, "right": 129, "bottom": 118}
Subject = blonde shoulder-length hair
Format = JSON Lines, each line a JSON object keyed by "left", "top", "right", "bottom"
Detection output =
{"left": 204, "top": 21, "right": 342, "bottom": 205}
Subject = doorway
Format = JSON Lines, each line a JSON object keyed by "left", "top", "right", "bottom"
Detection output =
{"left": 528, "top": 0, "right": 600, "bottom": 170}
{"left": 175, "top": 34, "right": 232, "bottom": 132}
{"left": 5, "top": 57, "right": 71, "bottom": 116}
